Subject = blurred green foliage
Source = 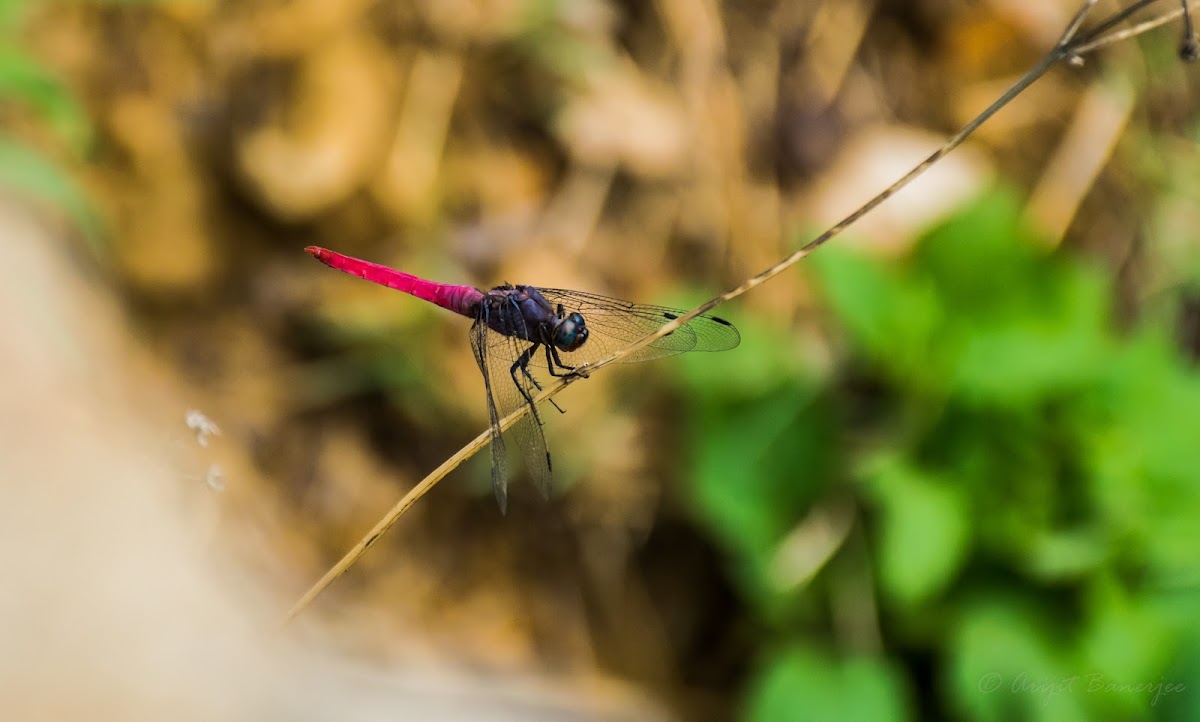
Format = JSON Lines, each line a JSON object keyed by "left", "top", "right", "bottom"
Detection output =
{"left": 682, "top": 189, "right": 1200, "bottom": 721}
{"left": 0, "top": 0, "right": 99, "bottom": 243}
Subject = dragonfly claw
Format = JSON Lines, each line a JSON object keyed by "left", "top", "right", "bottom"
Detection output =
{"left": 569, "top": 363, "right": 592, "bottom": 379}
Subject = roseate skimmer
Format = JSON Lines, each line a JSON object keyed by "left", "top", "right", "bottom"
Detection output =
{"left": 306, "top": 246, "right": 740, "bottom": 512}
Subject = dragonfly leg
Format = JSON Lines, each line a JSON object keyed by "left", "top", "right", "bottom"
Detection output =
{"left": 551, "top": 345, "right": 590, "bottom": 379}
{"left": 510, "top": 345, "right": 541, "bottom": 399}
{"left": 511, "top": 344, "right": 566, "bottom": 414}
{"left": 545, "top": 344, "right": 575, "bottom": 377}
{"left": 540, "top": 346, "right": 572, "bottom": 415}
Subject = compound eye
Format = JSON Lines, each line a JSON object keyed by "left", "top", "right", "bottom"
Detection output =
{"left": 554, "top": 312, "right": 589, "bottom": 351}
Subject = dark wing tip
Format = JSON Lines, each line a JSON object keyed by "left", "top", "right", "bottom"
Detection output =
{"left": 537, "top": 452, "right": 555, "bottom": 500}
{"left": 699, "top": 314, "right": 741, "bottom": 351}
{"left": 664, "top": 310, "right": 732, "bottom": 327}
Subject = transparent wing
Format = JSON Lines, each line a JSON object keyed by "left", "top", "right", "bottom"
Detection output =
{"left": 535, "top": 288, "right": 740, "bottom": 366}
{"left": 470, "top": 321, "right": 509, "bottom": 513}
{"left": 476, "top": 322, "right": 556, "bottom": 504}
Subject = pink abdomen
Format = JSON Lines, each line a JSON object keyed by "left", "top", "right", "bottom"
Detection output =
{"left": 305, "top": 246, "right": 482, "bottom": 317}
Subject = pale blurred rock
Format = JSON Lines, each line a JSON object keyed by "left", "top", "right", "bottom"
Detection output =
{"left": 0, "top": 197, "right": 273, "bottom": 722}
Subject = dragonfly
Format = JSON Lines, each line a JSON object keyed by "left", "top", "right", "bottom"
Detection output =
{"left": 306, "top": 246, "right": 740, "bottom": 513}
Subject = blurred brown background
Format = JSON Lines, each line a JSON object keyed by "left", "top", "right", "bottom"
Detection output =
{"left": 3, "top": 1, "right": 1199, "bottom": 720}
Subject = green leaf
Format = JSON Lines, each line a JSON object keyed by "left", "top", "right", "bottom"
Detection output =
{"left": 1022, "top": 527, "right": 1108, "bottom": 580}
{"left": 685, "top": 383, "right": 836, "bottom": 614}
{"left": 744, "top": 645, "right": 911, "bottom": 722}
{"left": 1156, "top": 635, "right": 1200, "bottom": 720}
{"left": 806, "top": 244, "right": 942, "bottom": 388}
{"left": 1081, "top": 328, "right": 1200, "bottom": 579}
{"left": 949, "top": 263, "right": 1110, "bottom": 406}
{"left": 688, "top": 386, "right": 828, "bottom": 549}
{"left": 1080, "top": 575, "right": 1170, "bottom": 684}
{"left": 861, "top": 455, "right": 971, "bottom": 606}
{"left": 914, "top": 189, "right": 1044, "bottom": 311}
{"left": 947, "top": 599, "right": 1089, "bottom": 722}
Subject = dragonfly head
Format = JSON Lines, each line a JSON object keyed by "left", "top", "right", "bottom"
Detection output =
{"left": 552, "top": 312, "right": 589, "bottom": 351}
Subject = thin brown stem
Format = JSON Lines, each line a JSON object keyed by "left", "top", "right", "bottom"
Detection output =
{"left": 1071, "top": 1, "right": 1197, "bottom": 55}
{"left": 1062, "top": 0, "right": 1102, "bottom": 45}
{"left": 1073, "top": 0, "right": 1158, "bottom": 44}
